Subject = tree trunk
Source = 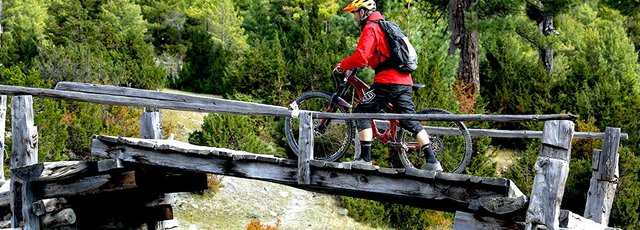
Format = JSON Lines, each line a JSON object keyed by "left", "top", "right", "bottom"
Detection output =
{"left": 537, "top": 14, "right": 556, "bottom": 72}
{"left": 448, "top": 0, "right": 479, "bottom": 112}
{"left": 1, "top": 0, "right": 3, "bottom": 34}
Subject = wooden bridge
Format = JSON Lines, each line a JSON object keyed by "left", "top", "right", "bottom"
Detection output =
{"left": 0, "top": 82, "right": 626, "bottom": 229}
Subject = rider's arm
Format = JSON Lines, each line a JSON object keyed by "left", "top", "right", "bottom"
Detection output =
{"left": 338, "top": 25, "right": 376, "bottom": 70}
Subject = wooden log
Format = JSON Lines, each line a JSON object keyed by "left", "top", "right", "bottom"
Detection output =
{"left": 35, "top": 171, "right": 138, "bottom": 198}
{"left": 32, "top": 198, "right": 69, "bottom": 217}
{"left": 0, "top": 84, "right": 577, "bottom": 121}
{"left": 92, "top": 138, "right": 523, "bottom": 213}
{"left": 297, "top": 112, "right": 313, "bottom": 185}
{"left": 0, "top": 182, "right": 10, "bottom": 208}
{"left": 0, "top": 85, "right": 291, "bottom": 117}
{"left": 10, "top": 96, "right": 39, "bottom": 229}
{"left": 0, "top": 96, "right": 6, "bottom": 182}
{"left": 372, "top": 121, "right": 628, "bottom": 140}
{"left": 478, "top": 196, "right": 528, "bottom": 216}
{"left": 453, "top": 211, "right": 524, "bottom": 229}
{"left": 140, "top": 108, "right": 162, "bottom": 139}
{"left": 584, "top": 127, "right": 621, "bottom": 225}
{"left": 41, "top": 208, "right": 75, "bottom": 228}
{"left": 525, "top": 120, "right": 574, "bottom": 230}
{"left": 54, "top": 81, "right": 287, "bottom": 114}
{"left": 559, "top": 210, "right": 620, "bottom": 230}
{"left": 97, "top": 159, "right": 124, "bottom": 172}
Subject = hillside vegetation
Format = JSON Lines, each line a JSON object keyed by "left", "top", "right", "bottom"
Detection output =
{"left": 1, "top": 0, "right": 640, "bottom": 229}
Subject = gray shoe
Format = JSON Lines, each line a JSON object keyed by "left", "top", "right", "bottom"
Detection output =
{"left": 351, "top": 158, "right": 372, "bottom": 165}
{"left": 422, "top": 161, "right": 443, "bottom": 172}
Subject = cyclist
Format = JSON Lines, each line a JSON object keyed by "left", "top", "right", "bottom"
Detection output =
{"left": 336, "top": 0, "right": 442, "bottom": 171}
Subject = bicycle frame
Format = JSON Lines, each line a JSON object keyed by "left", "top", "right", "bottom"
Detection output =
{"left": 317, "top": 70, "right": 404, "bottom": 147}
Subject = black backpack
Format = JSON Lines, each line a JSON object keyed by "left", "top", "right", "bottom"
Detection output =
{"left": 374, "top": 20, "right": 418, "bottom": 74}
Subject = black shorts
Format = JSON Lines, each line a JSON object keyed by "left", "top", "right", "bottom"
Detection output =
{"left": 353, "top": 83, "right": 424, "bottom": 136}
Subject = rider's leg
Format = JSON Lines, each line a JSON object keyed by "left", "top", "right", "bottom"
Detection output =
{"left": 394, "top": 85, "right": 441, "bottom": 170}
{"left": 353, "top": 85, "right": 384, "bottom": 163}
{"left": 416, "top": 130, "right": 437, "bottom": 163}
{"left": 357, "top": 128, "right": 373, "bottom": 162}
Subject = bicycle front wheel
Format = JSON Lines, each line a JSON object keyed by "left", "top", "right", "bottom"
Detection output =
{"left": 284, "top": 90, "right": 354, "bottom": 162}
{"left": 397, "top": 108, "right": 473, "bottom": 173}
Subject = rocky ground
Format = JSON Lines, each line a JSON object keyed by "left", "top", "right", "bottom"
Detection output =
{"left": 162, "top": 105, "right": 390, "bottom": 230}
{"left": 173, "top": 176, "right": 390, "bottom": 230}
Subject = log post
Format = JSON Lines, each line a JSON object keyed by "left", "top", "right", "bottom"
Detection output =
{"left": 524, "top": 120, "right": 574, "bottom": 230}
{"left": 0, "top": 96, "right": 6, "bottom": 184}
{"left": 140, "top": 108, "right": 163, "bottom": 139}
{"left": 140, "top": 107, "right": 175, "bottom": 230}
{"left": 297, "top": 112, "right": 313, "bottom": 185}
{"left": 41, "top": 208, "right": 75, "bottom": 228}
{"left": 584, "top": 127, "right": 621, "bottom": 225}
{"left": 10, "top": 95, "right": 40, "bottom": 229}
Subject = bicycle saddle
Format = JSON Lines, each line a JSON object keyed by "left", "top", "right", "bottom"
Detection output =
{"left": 412, "top": 84, "right": 425, "bottom": 91}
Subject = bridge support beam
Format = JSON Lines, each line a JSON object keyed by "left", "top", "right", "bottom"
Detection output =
{"left": 297, "top": 112, "right": 313, "bottom": 185}
{"left": 525, "top": 120, "right": 574, "bottom": 230}
{"left": 10, "top": 95, "right": 40, "bottom": 229}
{"left": 584, "top": 127, "right": 621, "bottom": 225}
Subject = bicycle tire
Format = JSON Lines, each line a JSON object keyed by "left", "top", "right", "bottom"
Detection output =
{"left": 397, "top": 108, "right": 473, "bottom": 173}
{"left": 284, "top": 90, "right": 354, "bottom": 162}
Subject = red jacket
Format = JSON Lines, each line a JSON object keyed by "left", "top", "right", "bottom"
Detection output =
{"left": 338, "top": 11, "right": 413, "bottom": 85}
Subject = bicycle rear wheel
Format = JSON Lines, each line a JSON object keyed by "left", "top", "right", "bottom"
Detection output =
{"left": 397, "top": 108, "right": 472, "bottom": 173}
{"left": 284, "top": 90, "right": 354, "bottom": 161}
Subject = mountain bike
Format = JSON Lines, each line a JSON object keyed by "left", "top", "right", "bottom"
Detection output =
{"left": 284, "top": 69, "right": 473, "bottom": 173}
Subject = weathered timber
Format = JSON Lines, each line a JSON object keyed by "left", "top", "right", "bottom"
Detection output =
{"left": 34, "top": 171, "right": 138, "bottom": 198}
{"left": 0, "top": 96, "right": 6, "bottom": 182}
{"left": 478, "top": 196, "right": 528, "bottom": 216}
{"left": 10, "top": 96, "right": 39, "bottom": 229}
{"left": 140, "top": 108, "right": 163, "bottom": 139}
{"left": 366, "top": 120, "right": 627, "bottom": 139}
{"left": 0, "top": 84, "right": 576, "bottom": 121}
{"left": 97, "top": 159, "right": 124, "bottom": 172}
{"left": 55, "top": 81, "right": 287, "bottom": 114}
{"left": 32, "top": 198, "right": 69, "bottom": 216}
{"left": 559, "top": 210, "right": 620, "bottom": 230}
{"left": 297, "top": 112, "right": 313, "bottom": 185}
{"left": 584, "top": 127, "right": 621, "bottom": 225}
{"left": 0, "top": 182, "right": 9, "bottom": 208}
{"left": 525, "top": 120, "right": 574, "bottom": 230}
{"left": 41, "top": 208, "right": 75, "bottom": 228}
{"left": 0, "top": 85, "right": 291, "bottom": 117}
{"left": 91, "top": 136, "right": 526, "bottom": 213}
{"left": 453, "top": 211, "right": 524, "bottom": 230}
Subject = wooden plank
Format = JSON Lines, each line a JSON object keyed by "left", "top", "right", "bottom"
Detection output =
{"left": 0, "top": 181, "right": 10, "bottom": 208}
{"left": 0, "top": 96, "right": 6, "bottom": 182}
{"left": 525, "top": 120, "right": 574, "bottom": 230}
{"left": 0, "top": 85, "right": 291, "bottom": 117}
{"left": 559, "top": 210, "right": 620, "bottom": 230}
{"left": 453, "top": 211, "right": 524, "bottom": 229}
{"left": 33, "top": 161, "right": 96, "bottom": 182}
{"left": 584, "top": 128, "right": 621, "bottom": 225}
{"left": 10, "top": 96, "right": 39, "bottom": 229}
{"left": 140, "top": 108, "right": 163, "bottom": 139}
{"left": 479, "top": 196, "right": 528, "bottom": 215}
{"left": 41, "top": 208, "right": 75, "bottom": 228}
{"left": 92, "top": 139, "right": 523, "bottom": 213}
{"left": 54, "top": 81, "right": 287, "bottom": 114}
{"left": 0, "top": 84, "right": 577, "bottom": 121}
{"left": 35, "top": 171, "right": 138, "bottom": 198}
{"left": 32, "top": 198, "right": 69, "bottom": 216}
{"left": 598, "top": 127, "right": 621, "bottom": 181}
{"left": 373, "top": 121, "right": 627, "bottom": 140}
{"left": 297, "top": 112, "right": 313, "bottom": 185}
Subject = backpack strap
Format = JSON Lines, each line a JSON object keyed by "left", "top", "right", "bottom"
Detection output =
{"left": 370, "top": 20, "right": 395, "bottom": 73}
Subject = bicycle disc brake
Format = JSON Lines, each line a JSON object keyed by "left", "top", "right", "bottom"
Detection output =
{"left": 429, "top": 137, "right": 445, "bottom": 155}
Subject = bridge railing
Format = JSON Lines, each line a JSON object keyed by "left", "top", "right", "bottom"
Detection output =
{"left": 0, "top": 82, "right": 625, "bottom": 230}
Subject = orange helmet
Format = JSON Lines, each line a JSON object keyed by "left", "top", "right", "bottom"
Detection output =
{"left": 343, "top": 0, "right": 376, "bottom": 13}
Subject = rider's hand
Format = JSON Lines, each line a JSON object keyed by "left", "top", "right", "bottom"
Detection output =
{"left": 333, "top": 65, "right": 343, "bottom": 74}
